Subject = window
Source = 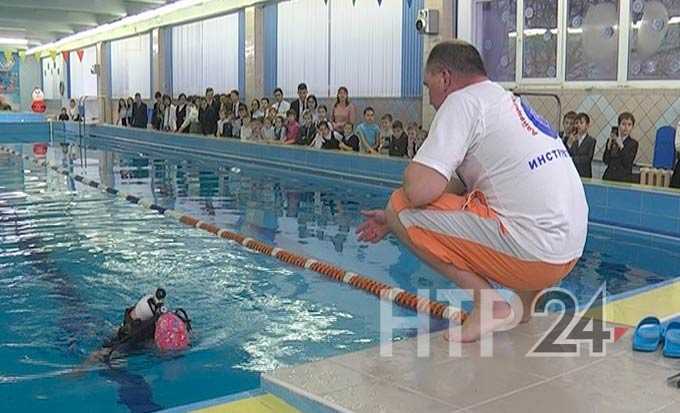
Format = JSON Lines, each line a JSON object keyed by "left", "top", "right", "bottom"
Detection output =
{"left": 566, "top": 0, "right": 620, "bottom": 81}
{"left": 628, "top": 0, "right": 680, "bottom": 80}
{"left": 69, "top": 46, "right": 98, "bottom": 98}
{"left": 473, "top": 0, "right": 517, "bottom": 82}
{"left": 172, "top": 13, "right": 240, "bottom": 95}
{"left": 522, "top": 0, "right": 558, "bottom": 79}
{"left": 111, "top": 34, "right": 151, "bottom": 98}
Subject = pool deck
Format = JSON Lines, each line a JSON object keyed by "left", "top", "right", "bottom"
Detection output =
{"left": 261, "top": 313, "right": 680, "bottom": 412}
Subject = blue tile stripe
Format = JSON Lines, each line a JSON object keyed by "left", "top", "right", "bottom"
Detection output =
{"left": 238, "top": 9, "right": 246, "bottom": 95}
{"left": 263, "top": 3, "right": 277, "bottom": 95}
{"left": 401, "top": 0, "right": 424, "bottom": 97}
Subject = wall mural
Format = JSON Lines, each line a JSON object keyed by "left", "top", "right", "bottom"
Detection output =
{"left": 0, "top": 52, "right": 20, "bottom": 110}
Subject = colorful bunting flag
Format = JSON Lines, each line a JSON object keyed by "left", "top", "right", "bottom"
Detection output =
{"left": 33, "top": 52, "right": 41, "bottom": 65}
{"left": 2, "top": 49, "right": 13, "bottom": 63}
{"left": 378, "top": 0, "right": 383, "bottom": 5}
{"left": 407, "top": 0, "right": 413, "bottom": 7}
{"left": 18, "top": 50, "right": 26, "bottom": 63}
{"left": 49, "top": 50, "right": 57, "bottom": 62}
{"left": 76, "top": 49, "right": 85, "bottom": 62}
{"left": 61, "top": 50, "right": 69, "bottom": 62}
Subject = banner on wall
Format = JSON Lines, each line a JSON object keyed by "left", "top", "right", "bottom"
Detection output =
{"left": 0, "top": 52, "right": 20, "bottom": 110}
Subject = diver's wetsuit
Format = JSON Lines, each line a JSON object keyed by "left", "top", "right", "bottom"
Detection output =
{"left": 101, "top": 307, "right": 159, "bottom": 360}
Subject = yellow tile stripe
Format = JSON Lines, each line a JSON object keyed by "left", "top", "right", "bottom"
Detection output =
{"left": 588, "top": 280, "right": 680, "bottom": 326}
{"left": 194, "top": 394, "right": 300, "bottom": 413}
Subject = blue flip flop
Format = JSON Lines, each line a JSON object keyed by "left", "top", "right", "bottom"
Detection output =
{"left": 663, "top": 321, "right": 680, "bottom": 358}
{"left": 632, "top": 316, "right": 664, "bottom": 352}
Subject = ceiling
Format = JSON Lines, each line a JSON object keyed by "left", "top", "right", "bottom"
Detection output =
{"left": 0, "top": 0, "right": 170, "bottom": 48}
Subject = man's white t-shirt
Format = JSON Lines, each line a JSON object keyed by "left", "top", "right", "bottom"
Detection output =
{"left": 413, "top": 81, "right": 588, "bottom": 263}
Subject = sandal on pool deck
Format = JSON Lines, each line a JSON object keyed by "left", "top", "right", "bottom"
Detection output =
{"left": 663, "top": 321, "right": 680, "bottom": 358}
{"left": 632, "top": 316, "right": 664, "bottom": 352}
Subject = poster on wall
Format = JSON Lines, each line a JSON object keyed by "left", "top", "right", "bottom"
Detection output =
{"left": 0, "top": 52, "right": 20, "bottom": 110}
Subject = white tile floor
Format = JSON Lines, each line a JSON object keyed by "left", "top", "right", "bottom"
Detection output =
{"left": 264, "top": 315, "right": 680, "bottom": 412}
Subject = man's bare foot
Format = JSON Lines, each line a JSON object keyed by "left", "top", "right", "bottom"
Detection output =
{"left": 444, "top": 301, "right": 514, "bottom": 343}
{"left": 517, "top": 290, "right": 541, "bottom": 324}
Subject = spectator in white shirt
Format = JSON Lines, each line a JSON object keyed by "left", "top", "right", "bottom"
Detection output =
{"left": 161, "top": 95, "right": 176, "bottom": 132}
{"left": 272, "top": 87, "right": 290, "bottom": 116}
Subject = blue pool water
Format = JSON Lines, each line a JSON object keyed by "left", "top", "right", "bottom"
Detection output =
{"left": 2, "top": 140, "right": 680, "bottom": 412}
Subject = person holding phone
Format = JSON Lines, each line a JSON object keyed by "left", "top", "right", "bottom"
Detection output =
{"left": 603, "top": 112, "right": 639, "bottom": 183}
{"left": 566, "top": 113, "right": 596, "bottom": 178}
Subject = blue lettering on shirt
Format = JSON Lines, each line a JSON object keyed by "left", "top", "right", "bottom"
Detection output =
{"left": 520, "top": 98, "right": 558, "bottom": 139}
{"left": 528, "top": 148, "right": 572, "bottom": 170}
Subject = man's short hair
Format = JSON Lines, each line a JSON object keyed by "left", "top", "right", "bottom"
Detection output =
{"left": 154, "top": 91, "right": 162, "bottom": 99}
{"left": 274, "top": 87, "right": 283, "bottom": 95}
{"left": 134, "top": 93, "right": 141, "bottom": 98}
{"left": 297, "top": 83, "right": 308, "bottom": 91}
{"left": 363, "top": 107, "right": 374, "bottom": 115}
{"left": 230, "top": 89, "right": 239, "bottom": 96}
{"left": 576, "top": 113, "right": 590, "bottom": 124}
{"left": 426, "top": 40, "right": 487, "bottom": 77}
{"left": 564, "top": 111, "right": 578, "bottom": 121}
{"left": 205, "top": 87, "right": 214, "bottom": 95}
{"left": 618, "top": 112, "right": 636, "bottom": 126}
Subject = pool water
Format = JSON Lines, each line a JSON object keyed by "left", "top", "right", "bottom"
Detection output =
{"left": 1, "top": 141, "right": 680, "bottom": 412}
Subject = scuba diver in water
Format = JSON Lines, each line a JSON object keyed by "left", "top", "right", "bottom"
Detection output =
{"left": 87, "top": 288, "right": 192, "bottom": 364}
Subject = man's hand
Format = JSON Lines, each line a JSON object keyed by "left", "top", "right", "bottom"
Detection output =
{"left": 356, "top": 210, "right": 391, "bottom": 243}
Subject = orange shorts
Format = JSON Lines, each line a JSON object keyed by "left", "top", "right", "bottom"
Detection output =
{"left": 390, "top": 189, "right": 576, "bottom": 291}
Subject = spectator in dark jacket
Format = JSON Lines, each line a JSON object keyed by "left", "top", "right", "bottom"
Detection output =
{"left": 151, "top": 91, "right": 162, "bottom": 130}
{"left": 603, "top": 112, "right": 639, "bottom": 183}
{"left": 566, "top": 113, "right": 597, "bottom": 178}
{"left": 388, "top": 120, "right": 408, "bottom": 157}
{"left": 131, "top": 93, "right": 148, "bottom": 129}
{"left": 199, "top": 97, "right": 218, "bottom": 136}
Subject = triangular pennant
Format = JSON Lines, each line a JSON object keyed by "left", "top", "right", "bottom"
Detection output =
{"left": 323, "top": 0, "right": 328, "bottom": 4}
{"left": 378, "top": 0, "right": 383, "bottom": 5}
{"left": 352, "top": 0, "right": 357, "bottom": 5}
{"left": 2, "top": 49, "right": 13, "bottom": 63}
{"left": 18, "top": 50, "right": 26, "bottom": 63}
{"left": 407, "top": 0, "right": 413, "bottom": 7}
{"left": 49, "top": 50, "right": 57, "bottom": 62}
{"left": 76, "top": 49, "right": 85, "bottom": 62}
{"left": 61, "top": 50, "right": 69, "bottom": 62}
{"left": 33, "top": 52, "right": 41, "bottom": 65}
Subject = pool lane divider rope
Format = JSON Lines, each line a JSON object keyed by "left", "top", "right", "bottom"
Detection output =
{"left": 1, "top": 145, "right": 466, "bottom": 323}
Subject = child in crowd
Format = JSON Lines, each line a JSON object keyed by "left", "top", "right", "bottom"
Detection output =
{"left": 178, "top": 101, "right": 201, "bottom": 134}
{"left": 251, "top": 99, "right": 264, "bottom": 120}
{"left": 262, "top": 117, "right": 275, "bottom": 141}
{"left": 161, "top": 95, "right": 176, "bottom": 132}
{"left": 297, "top": 110, "right": 316, "bottom": 145}
{"left": 339, "top": 122, "right": 360, "bottom": 152}
{"left": 306, "top": 95, "right": 319, "bottom": 123}
{"left": 377, "top": 114, "right": 394, "bottom": 155}
{"left": 117, "top": 99, "right": 128, "bottom": 126}
{"left": 273, "top": 116, "right": 287, "bottom": 142}
{"left": 316, "top": 105, "right": 328, "bottom": 126}
{"left": 249, "top": 118, "right": 265, "bottom": 142}
{"left": 406, "top": 122, "right": 419, "bottom": 158}
{"left": 267, "top": 106, "right": 278, "bottom": 121}
{"left": 240, "top": 116, "right": 253, "bottom": 142}
{"left": 232, "top": 105, "right": 249, "bottom": 138}
{"left": 388, "top": 120, "right": 408, "bottom": 157}
{"left": 260, "top": 97, "right": 270, "bottom": 112}
{"left": 217, "top": 110, "right": 233, "bottom": 138}
{"left": 58, "top": 107, "right": 70, "bottom": 121}
{"left": 68, "top": 98, "right": 81, "bottom": 121}
{"left": 126, "top": 97, "right": 134, "bottom": 126}
{"left": 355, "top": 107, "right": 380, "bottom": 154}
{"left": 284, "top": 110, "right": 300, "bottom": 144}
{"left": 310, "top": 121, "right": 341, "bottom": 150}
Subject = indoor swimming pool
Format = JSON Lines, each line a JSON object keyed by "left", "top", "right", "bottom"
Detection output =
{"left": 1, "top": 140, "right": 680, "bottom": 412}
